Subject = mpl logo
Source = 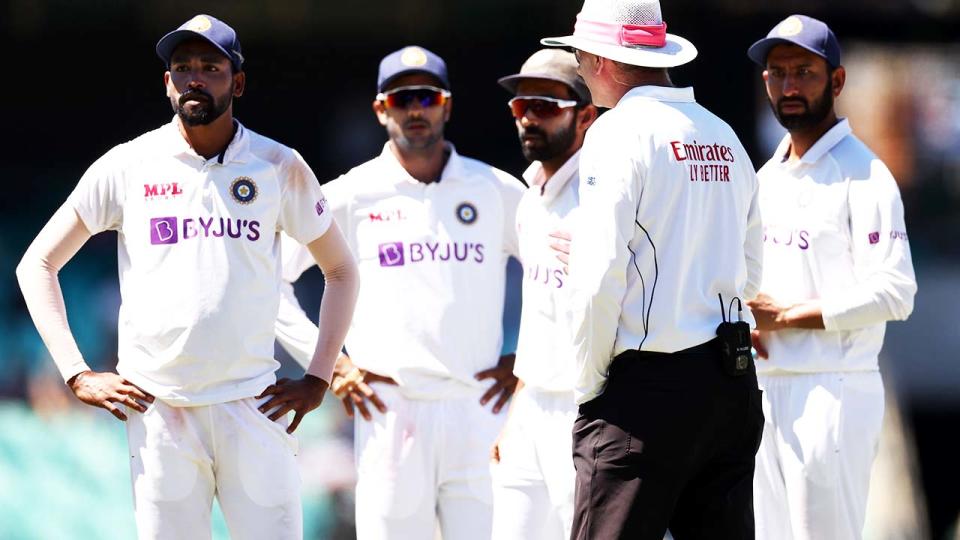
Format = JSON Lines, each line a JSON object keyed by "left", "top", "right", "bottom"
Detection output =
{"left": 379, "top": 242, "right": 405, "bottom": 267}
{"left": 144, "top": 183, "right": 184, "bottom": 200}
{"left": 150, "top": 217, "right": 179, "bottom": 245}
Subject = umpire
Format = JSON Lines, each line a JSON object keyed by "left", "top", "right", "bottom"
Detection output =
{"left": 542, "top": 0, "right": 765, "bottom": 538}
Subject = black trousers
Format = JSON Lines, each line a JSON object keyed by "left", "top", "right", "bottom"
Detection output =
{"left": 570, "top": 340, "right": 764, "bottom": 540}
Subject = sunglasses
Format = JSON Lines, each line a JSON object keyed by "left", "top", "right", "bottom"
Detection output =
{"left": 377, "top": 85, "right": 451, "bottom": 110}
{"left": 508, "top": 96, "right": 580, "bottom": 119}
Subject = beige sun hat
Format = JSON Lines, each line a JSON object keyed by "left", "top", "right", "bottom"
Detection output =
{"left": 541, "top": 0, "right": 697, "bottom": 68}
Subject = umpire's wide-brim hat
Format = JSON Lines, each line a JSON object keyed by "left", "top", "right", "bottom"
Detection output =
{"left": 541, "top": 0, "right": 696, "bottom": 69}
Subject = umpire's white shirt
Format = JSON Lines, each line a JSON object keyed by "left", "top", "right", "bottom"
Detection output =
{"left": 756, "top": 119, "right": 916, "bottom": 373}
{"left": 513, "top": 152, "right": 581, "bottom": 392}
{"left": 68, "top": 118, "right": 332, "bottom": 405}
{"left": 568, "top": 86, "right": 763, "bottom": 404}
{"left": 281, "top": 143, "right": 523, "bottom": 399}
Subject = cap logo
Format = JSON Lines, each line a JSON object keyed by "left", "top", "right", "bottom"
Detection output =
{"left": 777, "top": 16, "right": 804, "bottom": 37}
{"left": 185, "top": 15, "right": 212, "bottom": 32}
{"left": 400, "top": 47, "right": 429, "bottom": 67}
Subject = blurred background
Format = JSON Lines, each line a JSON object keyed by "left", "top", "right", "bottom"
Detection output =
{"left": 2, "top": 0, "right": 959, "bottom": 538}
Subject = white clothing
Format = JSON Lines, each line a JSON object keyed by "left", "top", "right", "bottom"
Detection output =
{"left": 125, "top": 397, "right": 302, "bottom": 540}
{"left": 68, "top": 118, "right": 331, "bottom": 405}
{"left": 492, "top": 387, "right": 578, "bottom": 540}
{"left": 568, "top": 86, "right": 763, "bottom": 404}
{"left": 754, "top": 372, "right": 884, "bottom": 540}
{"left": 756, "top": 119, "right": 917, "bottom": 373}
{"left": 513, "top": 153, "right": 581, "bottom": 392}
{"left": 277, "top": 143, "right": 523, "bottom": 399}
{"left": 353, "top": 383, "right": 504, "bottom": 540}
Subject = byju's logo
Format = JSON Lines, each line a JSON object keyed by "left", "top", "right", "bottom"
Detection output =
{"left": 151, "top": 217, "right": 179, "bottom": 245}
{"left": 379, "top": 242, "right": 405, "bottom": 267}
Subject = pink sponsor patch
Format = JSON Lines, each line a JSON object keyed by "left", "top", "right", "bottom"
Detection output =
{"left": 868, "top": 232, "right": 880, "bottom": 244}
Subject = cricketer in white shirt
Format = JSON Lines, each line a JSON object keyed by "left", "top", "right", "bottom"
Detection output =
{"left": 752, "top": 118, "right": 917, "bottom": 540}
{"left": 568, "top": 85, "right": 763, "bottom": 404}
{"left": 276, "top": 142, "right": 524, "bottom": 540}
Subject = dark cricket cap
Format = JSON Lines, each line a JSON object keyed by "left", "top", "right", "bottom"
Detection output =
{"left": 377, "top": 46, "right": 449, "bottom": 92}
{"left": 156, "top": 14, "right": 244, "bottom": 72}
{"left": 748, "top": 15, "right": 841, "bottom": 68}
{"left": 498, "top": 49, "right": 591, "bottom": 102}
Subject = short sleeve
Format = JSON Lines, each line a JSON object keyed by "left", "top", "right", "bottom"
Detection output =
{"left": 279, "top": 149, "right": 333, "bottom": 245}
{"left": 67, "top": 147, "right": 126, "bottom": 234}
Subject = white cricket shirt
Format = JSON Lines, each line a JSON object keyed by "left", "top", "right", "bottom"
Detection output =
{"left": 69, "top": 118, "right": 332, "bottom": 406}
{"left": 281, "top": 143, "right": 523, "bottom": 399}
{"left": 568, "top": 86, "right": 763, "bottom": 404}
{"left": 513, "top": 152, "right": 581, "bottom": 392}
{"left": 756, "top": 119, "right": 916, "bottom": 373}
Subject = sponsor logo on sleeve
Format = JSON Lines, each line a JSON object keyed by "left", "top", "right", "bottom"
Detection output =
{"left": 315, "top": 197, "right": 327, "bottom": 217}
{"left": 230, "top": 177, "right": 258, "bottom": 205}
{"left": 585, "top": 176, "right": 596, "bottom": 186}
{"left": 456, "top": 202, "right": 477, "bottom": 225}
{"left": 868, "top": 232, "right": 880, "bottom": 244}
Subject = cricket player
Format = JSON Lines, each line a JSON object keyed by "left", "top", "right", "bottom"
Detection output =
{"left": 542, "top": 0, "right": 765, "bottom": 538}
{"left": 746, "top": 15, "right": 917, "bottom": 540}
{"left": 274, "top": 46, "right": 525, "bottom": 540}
{"left": 489, "top": 49, "right": 598, "bottom": 540}
{"left": 16, "top": 14, "right": 359, "bottom": 539}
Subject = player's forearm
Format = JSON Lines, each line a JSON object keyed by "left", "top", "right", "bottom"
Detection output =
{"left": 307, "top": 257, "right": 359, "bottom": 383}
{"left": 275, "top": 280, "right": 320, "bottom": 369}
{"left": 16, "top": 205, "right": 93, "bottom": 381}
{"left": 820, "top": 274, "right": 917, "bottom": 331}
{"left": 777, "top": 300, "right": 825, "bottom": 329}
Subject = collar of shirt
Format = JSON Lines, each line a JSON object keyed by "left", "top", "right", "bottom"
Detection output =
{"left": 774, "top": 118, "right": 852, "bottom": 166}
{"left": 616, "top": 85, "right": 696, "bottom": 107}
{"left": 375, "top": 141, "right": 466, "bottom": 185}
{"left": 522, "top": 149, "right": 582, "bottom": 205}
{"left": 162, "top": 116, "right": 250, "bottom": 165}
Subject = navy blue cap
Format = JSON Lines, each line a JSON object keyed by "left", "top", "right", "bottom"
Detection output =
{"left": 377, "top": 46, "right": 449, "bottom": 93}
{"left": 748, "top": 15, "right": 841, "bottom": 68}
{"left": 156, "top": 14, "right": 244, "bottom": 71}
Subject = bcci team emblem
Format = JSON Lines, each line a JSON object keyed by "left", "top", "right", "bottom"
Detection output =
{"left": 400, "top": 47, "right": 428, "bottom": 67}
{"left": 230, "top": 176, "right": 258, "bottom": 205}
{"left": 185, "top": 15, "right": 212, "bottom": 32}
{"left": 456, "top": 202, "right": 477, "bottom": 225}
{"left": 778, "top": 16, "right": 804, "bottom": 37}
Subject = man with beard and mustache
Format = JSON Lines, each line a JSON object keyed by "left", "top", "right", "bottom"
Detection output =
{"left": 16, "top": 14, "right": 359, "bottom": 539}
{"left": 746, "top": 15, "right": 917, "bottom": 540}
{"left": 274, "top": 46, "right": 524, "bottom": 540}
{"left": 488, "top": 48, "right": 597, "bottom": 540}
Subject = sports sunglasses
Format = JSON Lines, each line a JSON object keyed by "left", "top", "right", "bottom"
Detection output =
{"left": 508, "top": 96, "right": 580, "bottom": 119}
{"left": 377, "top": 85, "right": 451, "bottom": 110}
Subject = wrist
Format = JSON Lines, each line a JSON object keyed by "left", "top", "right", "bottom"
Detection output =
{"left": 66, "top": 370, "right": 92, "bottom": 390}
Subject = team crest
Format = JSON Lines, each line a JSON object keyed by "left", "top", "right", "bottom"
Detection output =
{"left": 400, "top": 47, "right": 429, "bottom": 67}
{"left": 777, "top": 16, "right": 804, "bottom": 37}
{"left": 185, "top": 15, "right": 212, "bottom": 32}
{"left": 456, "top": 202, "right": 477, "bottom": 225}
{"left": 230, "top": 176, "right": 258, "bottom": 205}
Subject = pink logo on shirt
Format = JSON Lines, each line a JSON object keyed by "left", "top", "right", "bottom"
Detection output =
{"left": 315, "top": 198, "right": 327, "bottom": 217}
{"left": 379, "top": 242, "right": 405, "bottom": 267}
{"left": 144, "top": 183, "right": 184, "bottom": 200}
{"left": 868, "top": 232, "right": 880, "bottom": 244}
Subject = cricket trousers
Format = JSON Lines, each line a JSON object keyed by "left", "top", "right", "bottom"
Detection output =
{"left": 570, "top": 339, "right": 765, "bottom": 540}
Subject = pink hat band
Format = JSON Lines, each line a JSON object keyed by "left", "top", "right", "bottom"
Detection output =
{"left": 573, "top": 14, "right": 667, "bottom": 48}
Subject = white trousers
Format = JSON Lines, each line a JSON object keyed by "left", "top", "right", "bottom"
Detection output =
{"left": 491, "top": 387, "right": 577, "bottom": 540}
{"left": 354, "top": 383, "right": 505, "bottom": 540}
{"left": 754, "top": 371, "right": 885, "bottom": 540}
{"left": 125, "top": 397, "right": 302, "bottom": 540}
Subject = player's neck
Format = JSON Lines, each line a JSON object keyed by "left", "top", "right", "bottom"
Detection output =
{"left": 178, "top": 112, "right": 237, "bottom": 161}
{"left": 391, "top": 140, "right": 450, "bottom": 184}
{"left": 786, "top": 113, "right": 839, "bottom": 161}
